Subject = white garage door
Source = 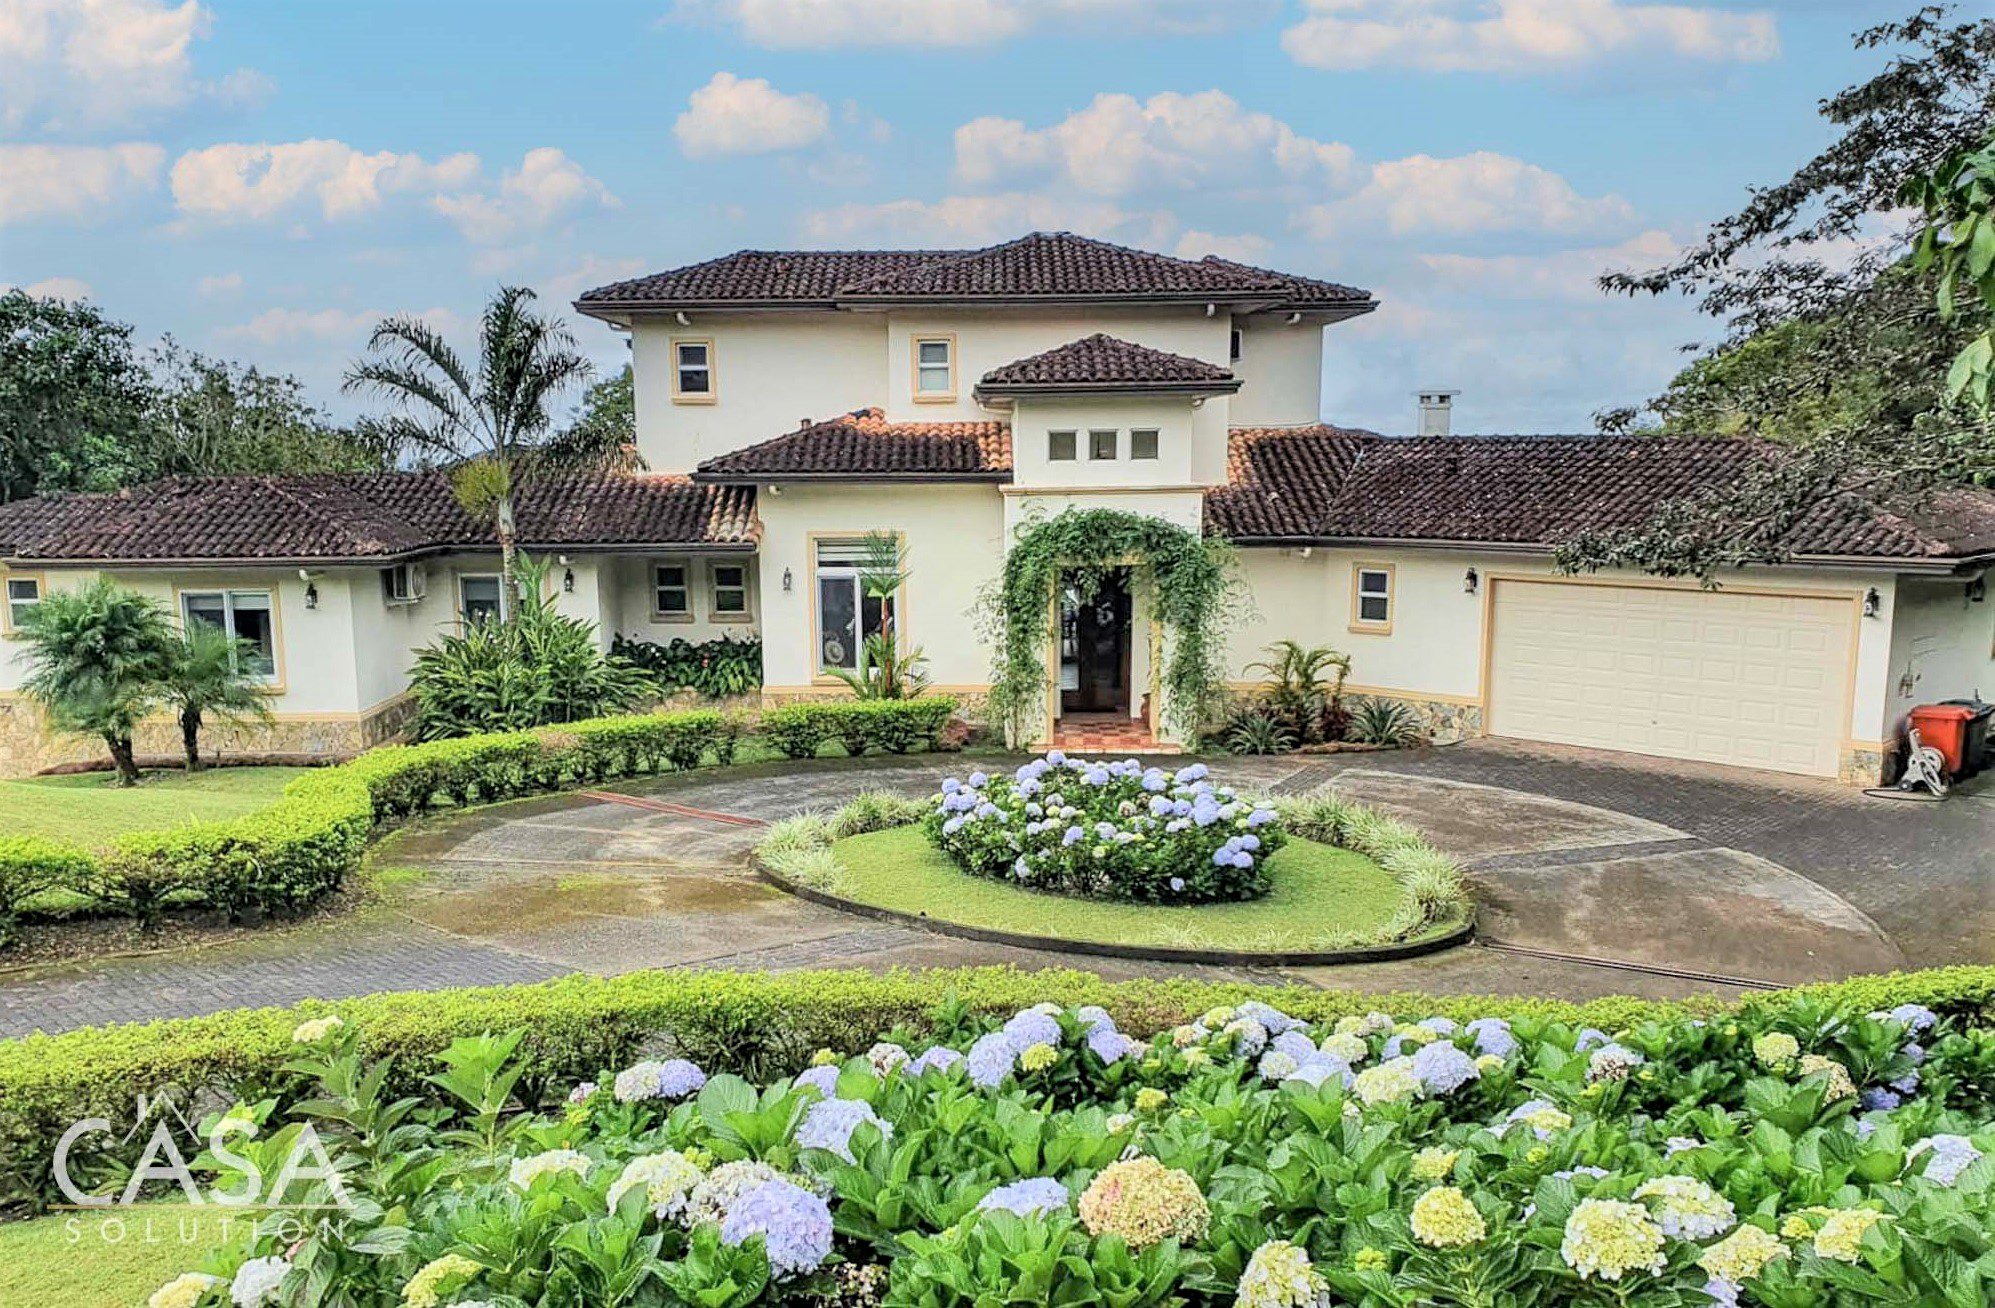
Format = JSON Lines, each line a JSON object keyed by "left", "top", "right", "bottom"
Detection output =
{"left": 1487, "top": 580, "right": 1853, "bottom": 777}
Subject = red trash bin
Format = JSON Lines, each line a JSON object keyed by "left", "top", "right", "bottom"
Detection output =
{"left": 1907, "top": 704, "right": 1975, "bottom": 776}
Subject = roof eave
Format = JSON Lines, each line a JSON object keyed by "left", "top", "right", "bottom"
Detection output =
{"left": 1213, "top": 533, "right": 1991, "bottom": 571}
{"left": 691, "top": 470, "right": 1010, "bottom": 486}
{"left": 834, "top": 290, "right": 1291, "bottom": 310}
{"left": 973, "top": 379, "right": 1241, "bottom": 400}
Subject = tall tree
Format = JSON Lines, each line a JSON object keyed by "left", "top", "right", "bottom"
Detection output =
{"left": 343, "top": 287, "right": 594, "bottom": 616}
{"left": 144, "top": 340, "right": 401, "bottom": 476}
{"left": 546, "top": 363, "right": 643, "bottom": 472}
{"left": 17, "top": 581, "right": 177, "bottom": 785}
{"left": 0, "top": 291, "right": 156, "bottom": 501}
{"left": 1564, "top": 7, "right": 1995, "bottom": 578}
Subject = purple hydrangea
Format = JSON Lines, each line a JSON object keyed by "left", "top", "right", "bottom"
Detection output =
{"left": 1575, "top": 1028, "right": 1611, "bottom": 1052}
{"left": 1087, "top": 1027, "right": 1137, "bottom": 1064}
{"left": 908, "top": 1045, "right": 966, "bottom": 1076}
{"left": 1141, "top": 770, "right": 1169, "bottom": 792}
{"left": 1912, "top": 1133, "right": 1982, "bottom": 1186}
{"left": 614, "top": 1058, "right": 707, "bottom": 1103}
{"left": 721, "top": 1179, "right": 833, "bottom": 1277}
{"left": 1003, "top": 1009, "right": 1062, "bottom": 1049}
{"left": 1074, "top": 1006, "right": 1114, "bottom": 1032}
{"left": 976, "top": 1177, "right": 1070, "bottom": 1218}
{"left": 1861, "top": 1087, "right": 1901, "bottom": 1112}
{"left": 1284, "top": 1054, "right": 1353, "bottom": 1089}
{"left": 967, "top": 1031, "right": 1017, "bottom": 1088}
{"left": 1411, "top": 1041, "right": 1480, "bottom": 1094}
{"left": 1271, "top": 1030, "right": 1317, "bottom": 1062}
{"left": 1417, "top": 1017, "right": 1459, "bottom": 1037}
{"left": 1888, "top": 1004, "right": 1938, "bottom": 1033}
{"left": 796, "top": 1098, "right": 893, "bottom": 1162}
{"left": 1465, "top": 1018, "right": 1518, "bottom": 1059}
{"left": 1168, "top": 877, "right": 1186, "bottom": 892}
{"left": 793, "top": 1065, "right": 841, "bottom": 1098}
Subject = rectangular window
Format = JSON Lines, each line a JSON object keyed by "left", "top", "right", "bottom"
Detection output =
{"left": 652, "top": 561, "right": 691, "bottom": 618}
{"left": 673, "top": 339, "right": 713, "bottom": 402}
{"left": 4, "top": 576, "right": 40, "bottom": 631}
{"left": 1230, "top": 328, "right": 1243, "bottom": 362}
{"left": 458, "top": 574, "right": 501, "bottom": 626}
{"left": 709, "top": 561, "right": 750, "bottom": 617}
{"left": 815, "top": 539, "right": 894, "bottom": 672}
{"left": 1351, "top": 565, "right": 1394, "bottom": 632}
{"left": 1047, "top": 429, "right": 1077, "bottom": 461}
{"left": 913, "top": 336, "right": 954, "bottom": 398}
{"left": 1130, "top": 428, "right": 1159, "bottom": 460}
{"left": 1089, "top": 428, "right": 1118, "bottom": 461}
{"left": 182, "top": 589, "right": 278, "bottom": 681}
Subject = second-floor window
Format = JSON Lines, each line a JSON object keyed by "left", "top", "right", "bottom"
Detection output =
{"left": 1131, "top": 428, "right": 1159, "bottom": 460}
{"left": 1048, "top": 430, "right": 1077, "bottom": 461}
{"left": 1089, "top": 429, "right": 1118, "bottom": 460}
{"left": 913, "top": 336, "right": 954, "bottom": 399}
{"left": 673, "top": 340, "right": 714, "bottom": 403}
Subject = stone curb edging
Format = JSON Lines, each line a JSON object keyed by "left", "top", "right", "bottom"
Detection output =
{"left": 752, "top": 854, "right": 1476, "bottom": 968}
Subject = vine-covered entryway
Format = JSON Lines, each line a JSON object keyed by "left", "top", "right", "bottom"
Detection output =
{"left": 979, "top": 508, "right": 1240, "bottom": 745}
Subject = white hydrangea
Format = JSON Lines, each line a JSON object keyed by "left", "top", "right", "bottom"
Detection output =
{"left": 229, "top": 1258, "right": 291, "bottom": 1308}
{"left": 1634, "top": 1175, "right": 1735, "bottom": 1240}
{"left": 508, "top": 1149, "right": 591, "bottom": 1190}
{"left": 606, "top": 1150, "right": 704, "bottom": 1220}
{"left": 290, "top": 1015, "right": 343, "bottom": 1044}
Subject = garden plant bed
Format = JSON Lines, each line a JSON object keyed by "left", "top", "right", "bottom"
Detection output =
{"left": 757, "top": 826, "right": 1473, "bottom": 965}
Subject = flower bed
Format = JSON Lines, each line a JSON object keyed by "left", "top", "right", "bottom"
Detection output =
{"left": 142, "top": 990, "right": 1994, "bottom": 1307}
{"left": 925, "top": 754, "right": 1284, "bottom": 904}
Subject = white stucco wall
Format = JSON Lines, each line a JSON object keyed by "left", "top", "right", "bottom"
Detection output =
{"left": 601, "top": 554, "right": 761, "bottom": 644}
{"left": 1227, "top": 316, "right": 1324, "bottom": 428}
{"left": 1883, "top": 572, "right": 1994, "bottom": 740}
{"left": 753, "top": 483, "right": 1006, "bottom": 692}
{"left": 630, "top": 312, "right": 885, "bottom": 474}
{"left": 1009, "top": 395, "right": 1225, "bottom": 490}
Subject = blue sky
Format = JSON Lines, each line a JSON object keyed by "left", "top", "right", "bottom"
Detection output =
{"left": 0, "top": 0, "right": 1910, "bottom": 435}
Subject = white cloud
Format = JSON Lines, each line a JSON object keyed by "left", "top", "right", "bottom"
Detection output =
{"left": 0, "top": 142, "right": 165, "bottom": 224}
{"left": 3, "top": 275, "right": 94, "bottom": 300}
{"left": 221, "top": 304, "right": 473, "bottom": 347}
{"left": 672, "top": 0, "right": 1259, "bottom": 49}
{"left": 196, "top": 270, "right": 244, "bottom": 297}
{"left": 169, "top": 139, "right": 480, "bottom": 224}
{"left": 955, "top": 91, "right": 1355, "bottom": 197}
{"left": 0, "top": 0, "right": 268, "bottom": 130}
{"left": 1417, "top": 228, "right": 1678, "bottom": 299}
{"left": 674, "top": 72, "right": 831, "bottom": 158}
{"left": 539, "top": 255, "right": 648, "bottom": 308}
{"left": 1282, "top": 0, "right": 1777, "bottom": 74}
{"left": 430, "top": 148, "right": 618, "bottom": 243}
{"left": 1298, "top": 151, "right": 1633, "bottom": 238}
{"left": 800, "top": 192, "right": 1172, "bottom": 246}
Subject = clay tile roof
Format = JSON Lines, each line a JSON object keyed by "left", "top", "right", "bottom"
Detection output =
{"left": 574, "top": 249, "right": 962, "bottom": 307}
{"left": 1196, "top": 255, "right": 1372, "bottom": 306}
{"left": 977, "top": 333, "right": 1239, "bottom": 395}
{"left": 1206, "top": 426, "right": 1374, "bottom": 540}
{"left": 694, "top": 408, "right": 1011, "bottom": 482}
{"left": 0, "top": 473, "right": 756, "bottom": 564}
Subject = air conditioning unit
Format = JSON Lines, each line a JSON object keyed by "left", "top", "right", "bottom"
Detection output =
{"left": 381, "top": 563, "right": 427, "bottom": 605}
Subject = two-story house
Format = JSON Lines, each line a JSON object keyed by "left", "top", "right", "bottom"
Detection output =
{"left": 1, "top": 232, "right": 1991, "bottom": 782}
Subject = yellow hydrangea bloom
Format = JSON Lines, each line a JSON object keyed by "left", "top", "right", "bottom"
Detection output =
{"left": 1352, "top": 1058, "right": 1422, "bottom": 1106}
{"left": 402, "top": 1254, "right": 483, "bottom": 1308}
{"left": 1813, "top": 1209, "right": 1886, "bottom": 1263}
{"left": 290, "top": 1015, "right": 343, "bottom": 1044}
{"left": 1698, "top": 1225, "right": 1788, "bottom": 1283}
{"left": 1560, "top": 1199, "right": 1666, "bottom": 1281}
{"left": 1410, "top": 1146, "right": 1460, "bottom": 1182}
{"left": 148, "top": 1273, "right": 220, "bottom": 1308}
{"left": 1134, "top": 1087, "right": 1168, "bottom": 1114}
{"left": 1752, "top": 1032, "right": 1799, "bottom": 1068}
{"left": 1352, "top": 1247, "right": 1389, "bottom": 1272}
{"left": 1019, "top": 1042, "right": 1058, "bottom": 1073}
{"left": 1078, "top": 1157, "right": 1210, "bottom": 1251}
{"left": 1234, "top": 1239, "right": 1329, "bottom": 1308}
{"left": 810, "top": 1048, "right": 839, "bottom": 1066}
{"left": 1795, "top": 1055, "right": 1856, "bottom": 1102}
{"left": 1410, "top": 1186, "right": 1486, "bottom": 1248}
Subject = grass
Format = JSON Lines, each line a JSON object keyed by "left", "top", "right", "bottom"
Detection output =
{"left": 819, "top": 826, "right": 1441, "bottom": 954}
{"left": 0, "top": 767, "right": 307, "bottom": 851}
{"left": 0, "top": 1205, "right": 236, "bottom": 1308}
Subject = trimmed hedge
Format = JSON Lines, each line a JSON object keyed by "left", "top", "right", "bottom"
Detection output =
{"left": 0, "top": 698, "right": 958, "bottom": 936}
{"left": 761, "top": 699, "right": 955, "bottom": 759}
{"left": 1, "top": 963, "right": 1990, "bottom": 1213}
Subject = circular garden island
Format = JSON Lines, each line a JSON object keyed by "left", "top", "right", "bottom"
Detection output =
{"left": 758, "top": 753, "right": 1473, "bottom": 963}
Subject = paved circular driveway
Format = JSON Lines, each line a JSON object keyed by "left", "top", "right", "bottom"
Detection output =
{"left": 1, "top": 742, "right": 1981, "bottom": 1036}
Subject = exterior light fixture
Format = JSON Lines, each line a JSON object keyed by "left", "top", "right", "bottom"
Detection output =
{"left": 1463, "top": 567, "right": 1479, "bottom": 595}
{"left": 782, "top": 567, "right": 794, "bottom": 592}
{"left": 1969, "top": 576, "right": 1987, "bottom": 604}
{"left": 304, "top": 582, "right": 318, "bottom": 610}
{"left": 1863, "top": 587, "right": 1881, "bottom": 618}
{"left": 562, "top": 568, "right": 575, "bottom": 593}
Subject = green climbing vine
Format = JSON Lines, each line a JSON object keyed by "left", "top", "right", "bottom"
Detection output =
{"left": 978, "top": 507, "right": 1241, "bottom": 745}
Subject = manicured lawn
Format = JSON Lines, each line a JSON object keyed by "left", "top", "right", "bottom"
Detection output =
{"left": 0, "top": 766, "right": 306, "bottom": 851}
{"left": 824, "top": 826, "right": 1438, "bottom": 953}
{"left": 0, "top": 1205, "right": 236, "bottom": 1308}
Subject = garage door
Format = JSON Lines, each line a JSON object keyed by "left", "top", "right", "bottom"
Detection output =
{"left": 1487, "top": 580, "right": 1853, "bottom": 777}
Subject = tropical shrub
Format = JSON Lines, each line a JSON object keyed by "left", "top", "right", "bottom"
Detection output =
{"left": 612, "top": 634, "right": 764, "bottom": 699}
{"left": 1346, "top": 696, "right": 1426, "bottom": 747}
{"left": 925, "top": 754, "right": 1284, "bottom": 904}
{"left": 163, "top": 621, "right": 274, "bottom": 771}
{"left": 1221, "top": 705, "right": 1296, "bottom": 755}
{"left": 14, "top": 577, "right": 178, "bottom": 784}
{"left": 761, "top": 704, "right": 832, "bottom": 759}
{"left": 132, "top": 991, "right": 1995, "bottom": 1308}
{"left": 1243, "top": 639, "right": 1351, "bottom": 745}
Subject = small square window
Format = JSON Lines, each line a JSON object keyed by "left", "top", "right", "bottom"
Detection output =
{"left": 1089, "top": 429, "right": 1118, "bottom": 461}
{"left": 674, "top": 340, "right": 713, "bottom": 400}
{"left": 653, "top": 562, "right": 690, "bottom": 618}
{"left": 1130, "top": 428, "right": 1159, "bottom": 460}
{"left": 914, "top": 337, "right": 953, "bottom": 395}
{"left": 710, "top": 562, "right": 749, "bottom": 616}
{"left": 1353, "top": 566, "right": 1393, "bottom": 630}
{"left": 5, "top": 576, "right": 40, "bottom": 630}
{"left": 1048, "top": 429, "right": 1077, "bottom": 461}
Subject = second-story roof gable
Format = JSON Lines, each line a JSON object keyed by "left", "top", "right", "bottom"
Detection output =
{"left": 976, "top": 332, "right": 1240, "bottom": 396}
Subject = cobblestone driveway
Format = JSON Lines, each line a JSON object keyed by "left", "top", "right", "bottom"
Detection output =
{"left": 3, "top": 743, "right": 1982, "bottom": 1036}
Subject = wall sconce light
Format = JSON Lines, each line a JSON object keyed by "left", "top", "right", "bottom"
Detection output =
{"left": 1863, "top": 587, "right": 1881, "bottom": 618}
{"left": 1969, "top": 576, "right": 1987, "bottom": 604}
{"left": 303, "top": 582, "right": 319, "bottom": 610}
{"left": 782, "top": 567, "right": 794, "bottom": 593}
{"left": 562, "top": 568, "right": 575, "bottom": 593}
{"left": 1463, "top": 567, "right": 1479, "bottom": 595}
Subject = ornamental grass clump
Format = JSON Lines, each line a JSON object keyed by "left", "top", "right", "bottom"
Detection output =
{"left": 137, "top": 993, "right": 1995, "bottom": 1308}
{"left": 924, "top": 753, "right": 1284, "bottom": 903}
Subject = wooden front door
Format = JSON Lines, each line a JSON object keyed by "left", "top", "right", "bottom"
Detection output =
{"left": 1060, "top": 570, "right": 1132, "bottom": 714}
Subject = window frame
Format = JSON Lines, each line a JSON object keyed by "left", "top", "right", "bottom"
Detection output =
{"left": 1229, "top": 328, "right": 1243, "bottom": 362}
{"left": 1047, "top": 429, "right": 1077, "bottom": 462}
{"left": 1130, "top": 428, "right": 1160, "bottom": 461}
{"left": 1349, "top": 563, "right": 1395, "bottom": 635}
{"left": 910, "top": 334, "right": 956, "bottom": 402}
{"left": 178, "top": 586, "right": 283, "bottom": 687}
{"left": 810, "top": 535, "right": 903, "bottom": 680}
{"left": 1088, "top": 428, "right": 1118, "bottom": 461}
{"left": 649, "top": 559, "right": 693, "bottom": 622}
{"left": 2, "top": 572, "right": 43, "bottom": 636}
{"left": 707, "top": 559, "right": 752, "bottom": 622}
{"left": 670, "top": 337, "right": 716, "bottom": 405}
{"left": 456, "top": 572, "right": 502, "bottom": 627}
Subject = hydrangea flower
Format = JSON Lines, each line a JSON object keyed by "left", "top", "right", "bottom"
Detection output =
{"left": 1464, "top": 1017, "right": 1518, "bottom": 1059}
{"left": 1334, "top": 1011, "right": 1394, "bottom": 1038}
{"left": 1411, "top": 1041, "right": 1480, "bottom": 1094}
{"left": 1019, "top": 1041, "right": 1058, "bottom": 1073}
{"left": 1504, "top": 1099, "right": 1573, "bottom": 1139}
{"left": 721, "top": 1178, "right": 834, "bottom": 1277}
{"left": 400, "top": 1255, "right": 483, "bottom": 1308}
{"left": 1352, "top": 1058, "right": 1422, "bottom": 1106}
{"left": 1664, "top": 1136, "right": 1704, "bottom": 1156}
{"left": 1271, "top": 1030, "right": 1317, "bottom": 1062}
{"left": 509, "top": 1149, "right": 591, "bottom": 1190}
{"left": 1410, "top": 1146, "right": 1459, "bottom": 1182}
{"left": 148, "top": 1274, "right": 220, "bottom": 1308}
{"left": 1885, "top": 1003, "right": 1938, "bottom": 1033}
{"left": 1236, "top": 1001, "right": 1300, "bottom": 1034}
{"left": 867, "top": 1042, "right": 910, "bottom": 1075}
{"left": 607, "top": 1150, "right": 703, "bottom": 1220}
{"left": 977, "top": 1177, "right": 1070, "bottom": 1218}
{"left": 1560, "top": 1198, "right": 1666, "bottom": 1281}
{"left": 1909, "top": 1134, "right": 1982, "bottom": 1186}
{"left": 1004, "top": 1009, "right": 1062, "bottom": 1048}
{"left": 1318, "top": 1032, "right": 1368, "bottom": 1064}
{"left": 1796, "top": 1055, "right": 1857, "bottom": 1102}
{"left": 1284, "top": 1054, "right": 1353, "bottom": 1090}
{"left": 1235, "top": 1239, "right": 1331, "bottom": 1308}
{"left": 1078, "top": 1157, "right": 1210, "bottom": 1251}
{"left": 1752, "top": 1032, "right": 1799, "bottom": 1068}
{"left": 1698, "top": 1224, "right": 1788, "bottom": 1284}
{"left": 1222, "top": 1018, "right": 1270, "bottom": 1056}
{"left": 908, "top": 1045, "right": 965, "bottom": 1076}
{"left": 229, "top": 1256, "right": 290, "bottom": 1308}
{"left": 1258, "top": 1049, "right": 1300, "bottom": 1082}
{"left": 1574, "top": 1028, "right": 1612, "bottom": 1052}
{"left": 686, "top": 1160, "right": 788, "bottom": 1228}
{"left": 796, "top": 1097, "right": 893, "bottom": 1162}
{"left": 1587, "top": 1043, "right": 1645, "bottom": 1083}
{"left": 793, "top": 1064, "right": 841, "bottom": 1098}
{"left": 1134, "top": 1087, "right": 1168, "bottom": 1114}
{"left": 967, "top": 1031, "right": 1018, "bottom": 1087}
{"left": 1411, "top": 1186, "right": 1486, "bottom": 1248}
{"left": 1087, "top": 1026, "right": 1138, "bottom": 1064}
{"left": 1811, "top": 1208, "right": 1887, "bottom": 1262}
{"left": 290, "top": 1015, "right": 343, "bottom": 1044}
{"left": 1634, "top": 1176, "right": 1735, "bottom": 1240}
{"left": 1075, "top": 1005, "right": 1114, "bottom": 1031}
{"left": 614, "top": 1058, "right": 706, "bottom": 1103}
{"left": 566, "top": 1081, "right": 598, "bottom": 1106}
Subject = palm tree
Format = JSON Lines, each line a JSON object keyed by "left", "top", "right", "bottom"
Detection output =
{"left": 343, "top": 286, "right": 595, "bottom": 617}
{"left": 166, "top": 622, "right": 275, "bottom": 770}
{"left": 17, "top": 580, "right": 176, "bottom": 784}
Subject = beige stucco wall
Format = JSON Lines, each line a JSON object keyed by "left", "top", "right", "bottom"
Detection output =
{"left": 1883, "top": 571, "right": 1994, "bottom": 741}
{"left": 601, "top": 554, "right": 762, "bottom": 644}
{"left": 1009, "top": 394, "right": 1228, "bottom": 489}
{"left": 1228, "top": 316, "right": 1324, "bottom": 428}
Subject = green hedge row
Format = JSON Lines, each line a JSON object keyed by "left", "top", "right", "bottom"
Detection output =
{"left": 0, "top": 698, "right": 958, "bottom": 939}
{"left": 1, "top": 963, "right": 1990, "bottom": 1213}
{"left": 761, "top": 698, "right": 956, "bottom": 759}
